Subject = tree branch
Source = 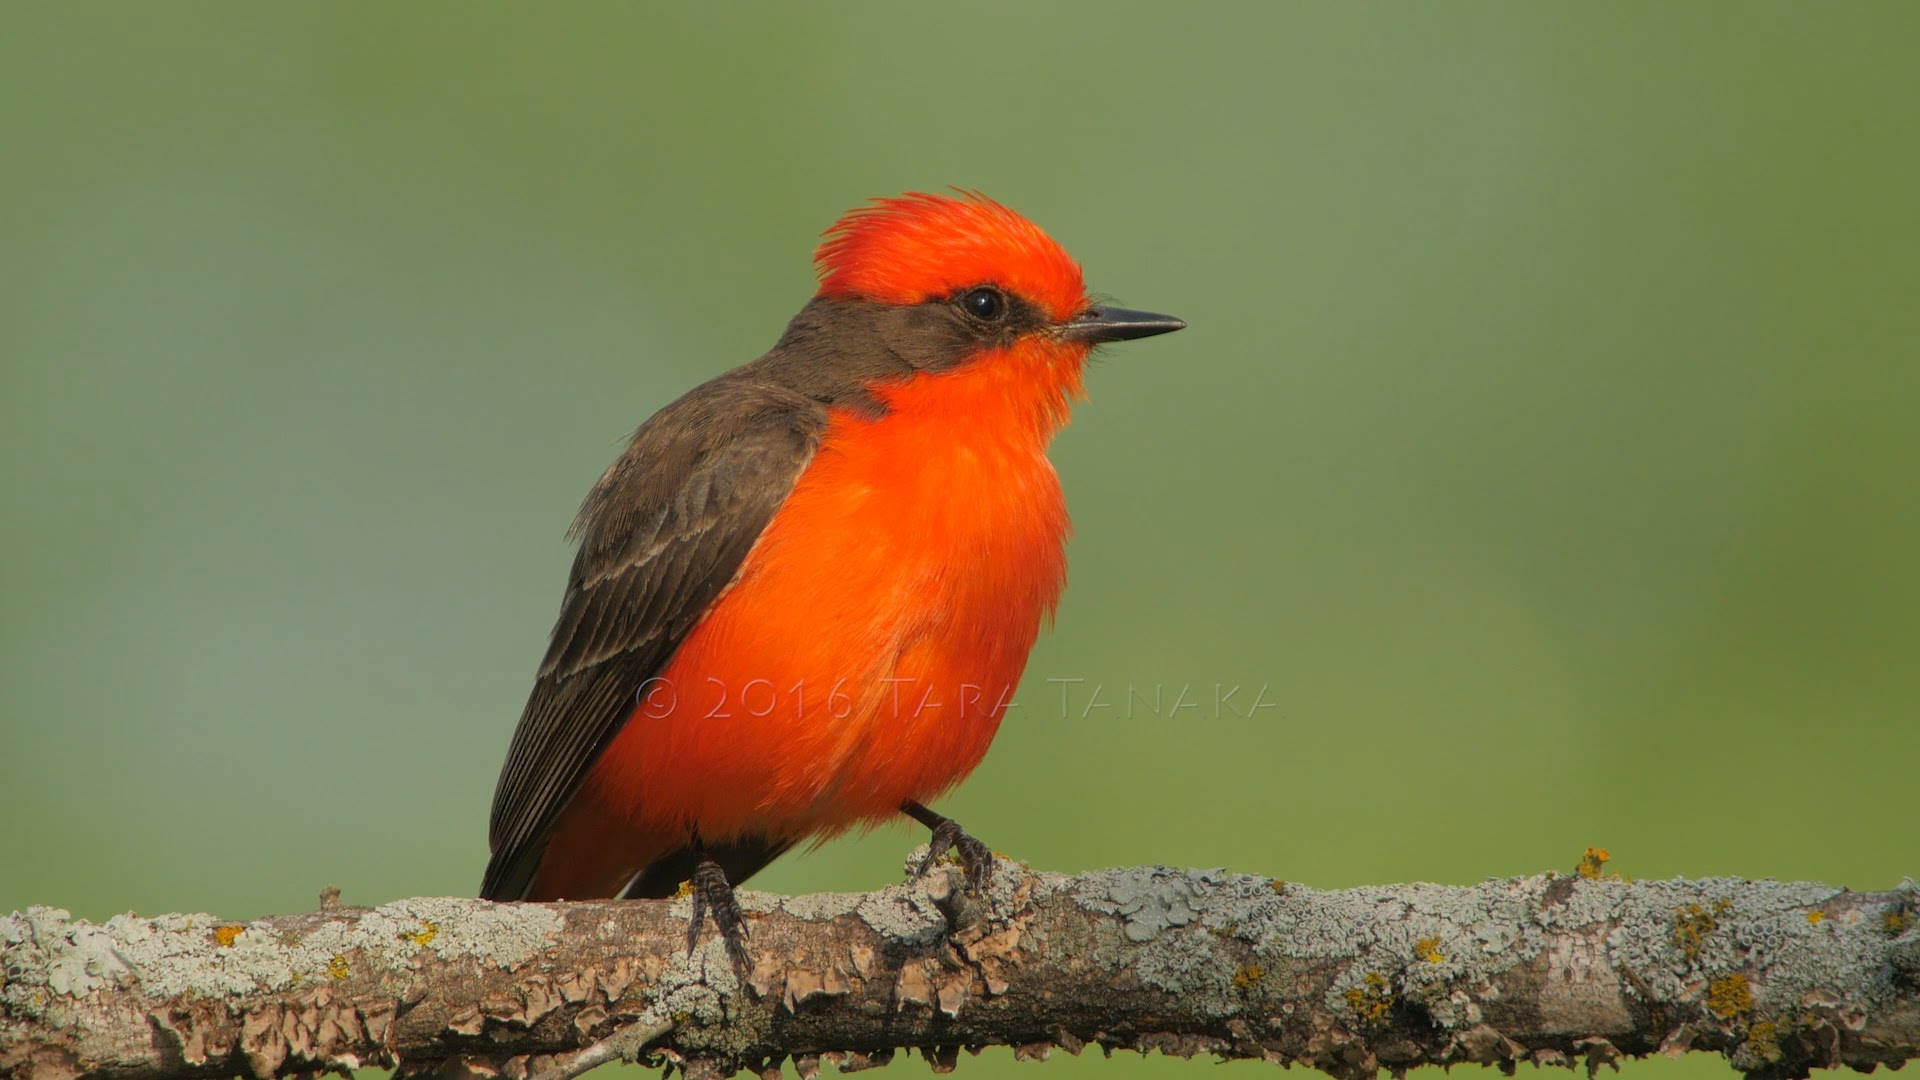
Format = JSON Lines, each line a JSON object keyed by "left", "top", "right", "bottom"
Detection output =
{"left": 4, "top": 855, "right": 1916, "bottom": 1080}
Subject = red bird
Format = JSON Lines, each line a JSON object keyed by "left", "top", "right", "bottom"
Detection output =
{"left": 482, "top": 192, "right": 1183, "bottom": 959}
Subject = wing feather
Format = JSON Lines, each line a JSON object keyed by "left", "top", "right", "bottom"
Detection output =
{"left": 480, "top": 378, "right": 825, "bottom": 900}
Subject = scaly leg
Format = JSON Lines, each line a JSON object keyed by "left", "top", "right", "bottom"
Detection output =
{"left": 685, "top": 849, "right": 751, "bottom": 973}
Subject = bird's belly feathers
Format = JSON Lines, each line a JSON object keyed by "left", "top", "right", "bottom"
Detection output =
{"left": 580, "top": 401, "right": 1070, "bottom": 843}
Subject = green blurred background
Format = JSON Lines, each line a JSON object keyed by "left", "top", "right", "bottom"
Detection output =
{"left": 3, "top": 4, "right": 1916, "bottom": 1078}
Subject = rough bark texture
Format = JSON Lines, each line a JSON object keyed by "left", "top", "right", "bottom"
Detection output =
{"left": 4, "top": 855, "right": 1916, "bottom": 1080}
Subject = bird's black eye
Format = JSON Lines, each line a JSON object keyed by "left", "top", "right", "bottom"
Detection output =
{"left": 960, "top": 286, "right": 1007, "bottom": 322}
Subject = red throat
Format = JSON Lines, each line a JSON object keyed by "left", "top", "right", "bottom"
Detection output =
{"left": 872, "top": 337, "right": 1089, "bottom": 447}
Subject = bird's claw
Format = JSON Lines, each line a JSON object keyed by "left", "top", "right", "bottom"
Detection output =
{"left": 916, "top": 818, "right": 994, "bottom": 894}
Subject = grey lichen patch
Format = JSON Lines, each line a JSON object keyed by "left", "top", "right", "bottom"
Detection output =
{"left": 1065, "top": 869, "right": 1270, "bottom": 1007}
{"left": 896, "top": 844, "right": 938, "bottom": 882}
{"left": 2, "top": 899, "right": 566, "bottom": 1011}
{"left": 1066, "top": 870, "right": 1581, "bottom": 1018}
{"left": 1603, "top": 878, "right": 1859, "bottom": 1007}
{"left": 1532, "top": 873, "right": 1631, "bottom": 930}
{"left": 347, "top": 897, "right": 564, "bottom": 968}
{"left": 1726, "top": 880, "right": 1915, "bottom": 1017}
{"left": 635, "top": 942, "right": 753, "bottom": 1060}
{"left": 974, "top": 851, "right": 1036, "bottom": 914}
{"left": 1407, "top": 877, "right": 1543, "bottom": 956}
{"left": 1892, "top": 879, "right": 1920, "bottom": 979}
{"left": 1237, "top": 876, "right": 1554, "bottom": 981}
{"left": 1074, "top": 870, "right": 1821, "bottom": 1038}
{"left": 1128, "top": 929, "right": 1238, "bottom": 1006}
{"left": 245, "top": 898, "right": 562, "bottom": 993}
{"left": 1070, "top": 866, "right": 1219, "bottom": 943}
{"left": 1061, "top": 868, "right": 1920, "bottom": 1052}
{"left": 122, "top": 911, "right": 319, "bottom": 998}
{"left": 3, "top": 907, "right": 137, "bottom": 1017}
{"left": 1250, "top": 884, "right": 1401, "bottom": 960}
{"left": 671, "top": 941, "right": 742, "bottom": 1016}
{"left": 775, "top": 891, "right": 865, "bottom": 923}
{"left": 1341, "top": 881, "right": 1539, "bottom": 988}
{"left": 853, "top": 880, "right": 949, "bottom": 946}
{"left": 6, "top": 906, "right": 355, "bottom": 1006}
{"left": 726, "top": 890, "right": 782, "bottom": 918}
{"left": 1067, "top": 875, "right": 1248, "bottom": 1004}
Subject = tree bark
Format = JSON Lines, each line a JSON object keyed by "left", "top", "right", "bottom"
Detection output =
{"left": 4, "top": 856, "right": 1916, "bottom": 1080}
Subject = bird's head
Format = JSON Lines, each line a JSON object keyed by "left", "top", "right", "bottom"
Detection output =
{"left": 793, "top": 191, "right": 1183, "bottom": 436}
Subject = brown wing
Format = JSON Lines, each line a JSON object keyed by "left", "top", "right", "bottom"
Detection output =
{"left": 481, "top": 376, "right": 826, "bottom": 900}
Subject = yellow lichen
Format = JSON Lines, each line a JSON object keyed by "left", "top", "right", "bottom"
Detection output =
{"left": 1744, "top": 1021, "right": 1781, "bottom": 1064}
{"left": 1415, "top": 937, "right": 1446, "bottom": 963}
{"left": 1233, "top": 963, "right": 1266, "bottom": 990}
{"left": 1343, "top": 972, "right": 1394, "bottom": 1025}
{"left": 410, "top": 919, "right": 439, "bottom": 947}
{"left": 1887, "top": 910, "right": 1910, "bottom": 934}
{"left": 1672, "top": 898, "right": 1733, "bottom": 959}
{"left": 1271, "top": 880, "right": 1289, "bottom": 895}
{"left": 1707, "top": 974, "right": 1752, "bottom": 1019}
{"left": 213, "top": 925, "right": 244, "bottom": 948}
{"left": 1806, "top": 911, "right": 1825, "bottom": 926}
{"left": 326, "top": 955, "right": 350, "bottom": 981}
{"left": 1576, "top": 847, "right": 1611, "bottom": 880}
{"left": 674, "top": 880, "right": 695, "bottom": 899}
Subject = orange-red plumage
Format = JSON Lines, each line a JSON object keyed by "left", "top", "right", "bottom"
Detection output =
{"left": 496, "top": 192, "right": 1181, "bottom": 906}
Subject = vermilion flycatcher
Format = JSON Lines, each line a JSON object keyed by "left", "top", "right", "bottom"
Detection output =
{"left": 482, "top": 192, "right": 1183, "bottom": 961}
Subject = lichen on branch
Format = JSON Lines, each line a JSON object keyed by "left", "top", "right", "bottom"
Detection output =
{"left": 3, "top": 856, "right": 1916, "bottom": 1080}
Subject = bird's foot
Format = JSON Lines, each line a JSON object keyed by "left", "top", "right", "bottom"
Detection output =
{"left": 904, "top": 801, "right": 994, "bottom": 894}
{"left": 685, "top": 856, "right": 752, "bottom": 974}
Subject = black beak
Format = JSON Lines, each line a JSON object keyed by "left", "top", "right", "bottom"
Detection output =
{"left": 1061, "top": 305, "right": 1187, "bottom": 344}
